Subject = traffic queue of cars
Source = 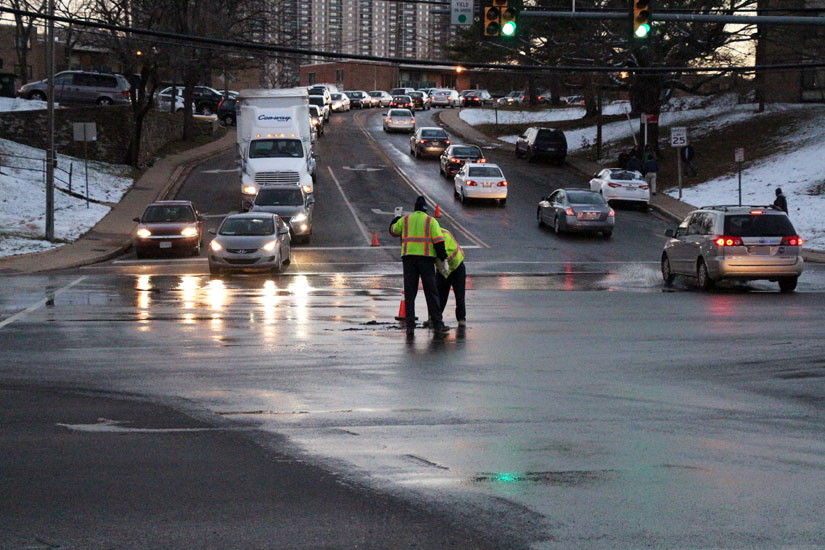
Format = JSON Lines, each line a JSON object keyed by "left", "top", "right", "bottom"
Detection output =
{"left": 132, "top": 85, "right": 806, "bottom": 291}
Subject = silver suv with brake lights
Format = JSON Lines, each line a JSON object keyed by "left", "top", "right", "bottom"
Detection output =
{"left": 661, "top": 205, "right": 804, "bottom": 292}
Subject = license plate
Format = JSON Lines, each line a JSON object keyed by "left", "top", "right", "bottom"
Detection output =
{"left": 580, "top": 212, "right": 599, "bottom": 220}
{"left": 483, "top": 182, "right": 492, "bottom": 187}
{"left": 747, "top": 246, "right": 774, "bottom": 255}
{"left": 159, "top": 241, "right": 172, "bottom": 249}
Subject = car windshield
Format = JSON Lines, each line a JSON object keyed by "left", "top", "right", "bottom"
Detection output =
{"left": 331, "top": 93, "right": 342, "bottom": 100}
{"left": 142, "top": 205, "right": 195, "bottom": 223}
{"left": 389, "top": 109, "right": 411, "bottom": 117}
{"left": 421, "top": 130, "right": 447, "bottom": 138}
{"left": 255, "top": 187, "right": 303, "bottom": 206}
{"left": 608, "top": 170, "right": 640, "bottom": 181}
{"left": 453, "top": 146, "right": 482, "bottom": 157}
{"left": 249, "top": 139, "right": 303, "bottom": 158}
{"left": 369, "top": 92, "right": 382, "bottom": 97}
{"left": 468, "top": 166, "right": 502, "bottom": 177}
{"left": 394, "top": 96, "right": 410, "bottom": 101}
{"left": 308, "top": 97, "right": 324, "bottom": 107}
{"left": 567, "top": 192, "right": 605, "bottom": 205}
{"left": 219, "top": 217, "right": 275, "bottom": 236}
{"left": 409, "top": 92, "right": 423, "bottom": 99}
{"left": 724, "top": 214, "right": 797, "bottom": 237}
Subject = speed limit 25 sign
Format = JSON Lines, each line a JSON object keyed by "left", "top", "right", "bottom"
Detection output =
{"left": 670, "top": 127, "right": 688, "bottom": 147}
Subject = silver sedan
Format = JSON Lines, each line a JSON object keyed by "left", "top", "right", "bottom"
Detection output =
{"left": 383, "top": 109, "right": 415, "bottom": 133}
{"left": 537, "top": 188, "right": 615, "bottom": 238}
{"left": 208, "top": 213, "right": 291, "bottom": 275}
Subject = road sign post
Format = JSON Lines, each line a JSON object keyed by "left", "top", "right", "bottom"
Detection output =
{"left": 671, "top": 127, "right": 687, "bottom": 200}
{"left": 73, "top": 122, "right": 97, "bottom": 208}
{"left": 735, "top": 147, "right": 744, "bottom": 206}
{"left": 451, "top": 0, "right": 473, "bottom": 25}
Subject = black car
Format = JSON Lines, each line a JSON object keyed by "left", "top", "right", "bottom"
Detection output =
{"left": 217, "top": 96, "right": 238, "bottom": 125}
{"left": 439, "top": 144, "right": 485, "bottom": 178}
{"left": 344, "top": 91, "right": 369, "bottom": 109}
{"left": 389, "top": 95, "right": 413, "bottom": 110}
{"left": 463, "top": 90, "right": 492, "bottom": 107}
{"left": 515, "top": 127, "right": 568, "bottom": 165}
{"left": 410, "top": 127, "right": 451, "bottom": 158}
{"left": 408, "top": 91, "right": 430, "bottom": 110}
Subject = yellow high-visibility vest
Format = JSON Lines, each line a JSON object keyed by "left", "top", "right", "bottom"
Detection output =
{"left": 391, "top": 211, "right": 444, "bottom": 257}
{"left": 442, "top": 229, "right": 464, "bottom": 277}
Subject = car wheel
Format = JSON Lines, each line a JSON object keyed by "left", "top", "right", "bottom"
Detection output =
{"left": 459, "top": 190, "right": 466, "bottom": 204}
{"left": 29, "top": 91, "right": 47, "bottom": 101}
{"left": 515, "top": 148, "right": 521, "bottom": 159}
{"left": 135, "top": 247, "right": 146, "bottom": 259}
{"left": 661, "top": 255, "right": 675, "bottom": 286}
{"left": 640, "top": 202, "right": 649, "bottom": 213}
{"left": 537, "top": 208, "right": 545, "bottom": 227}
{"left": 696, "top": 259, "right": 715, "bottom": 291}
{"left": 498, "top": 198, "right": 506, "bottom": 207}
{"left": 96, "top": 97, "right": 113, "bottom": 106}
{"left": 208, "top": 263, "right": 222, "bottom": 276}
{"left": 454, "top": 187, "right": 460, "bottom": 199}
{"left": 553, "top": 215, "right": 561, "bottom": 234}
{"left": 191, "top": 242, "right": 201, "bottom": 257}
{"left": 197, "top": 104, "right": 213, "bottom": 115}
{"left": 779, "top": 277, "right": 798, "bottom": 293}
{"left": 527, "top": 151, "right": 535, "bottom": 163}
{"left": 602, "top": 230, "right": 612, "bottom": 239}
{"left": 223, "top": 115, "right": 234, "bottom": 125}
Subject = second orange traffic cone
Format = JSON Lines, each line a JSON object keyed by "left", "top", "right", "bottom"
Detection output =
{"left": 371, "top": 231, "right": 380, "bottom": 246}
{"left": 434, "top": 203, "right": 441, "bottom": 218}
{"left": 395, "top": 292, "right": 407, "bottom": 320}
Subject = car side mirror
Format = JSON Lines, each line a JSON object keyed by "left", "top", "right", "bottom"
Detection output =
{"left": 133, "top": 217, "right": 141, "bottom": 223}
{"left": 307, "top": 197, "right": 315, "bottom": 205}
{"left": 593, "top": 173, "right": 599, "bottom": 178}
{"left": 382, "top": 113, "right": 387, "bottom": 117}
{"left": 208, "top": 229, "right": 216, "bottom": 235}
{"left": 665, "top": 228, "right": 675, "bottom": 238}
{"left": 278, "top": 227, "right": 289, "bottom": 235}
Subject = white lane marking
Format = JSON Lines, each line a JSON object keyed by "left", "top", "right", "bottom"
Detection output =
{"left": 56, "top": 418, "right": 244, "bottom": 434}
{"left": 201, "top": 168, "right": 240, "bottom": 174}
{"left": 327, "top": 166, "right": 373, "bottom": 244}
{"left": 0, "top": 276, "right": 86, "bottom": 330}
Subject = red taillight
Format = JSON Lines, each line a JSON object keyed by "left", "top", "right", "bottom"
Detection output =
{"left": 410, "top": 118, "right": 415, "bottom": 123}
{"left": 478, "top": 158, "right": 487, "bottom": 163}
{"left": 218, "top": 99, "right": 224, "bottom": 108}
{"left": 639, "top": 184, "right": 649, "bottom": 190}
{"left": 386, "top": 118, "right": 392, "bottom": 123}
{"left": 419, "top": 139, "right": 426, "bottom": 144}
{"left": 565, "top": 207, "right": 575, "bottom": 216}
{"left": 781, "top": 236, "right": 803, "bottom": 246}
{"left": 445, "top": 139, "right": 451, "bottom": 144}
{"left": 497, "top": 180, "right": 508, "bottom": 187}
{"left": 121, "top": 90, "right": 130, "bottom": 97}
{"left": 608, "top": 209, "right": 615, "bottom": 217}
{"left": 607, "top": 182, "right": 622, "bottom": 188}
{"left": 449, "top": 157, "right": 458, "bottom": 163}
{"left": 465, "top": 180, "right": 478, "bottom": 186}
{"left": 714, "top": 236, "right": 744, "bottom": 247}
{"left": 750, "top": 210, "right": 764, "bottom": 215}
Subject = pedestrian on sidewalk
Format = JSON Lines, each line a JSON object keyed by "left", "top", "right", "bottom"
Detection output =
{"left": 389, "top": 196, "right": 450, "bottom": 336}
{"left": 625, "top": 150, "right": 643, "bottom": 174}
{"left": 642, "top": 152, "right": 659, "bottom": 196}
{"left": 681, "top": 144, "right": 697, "bottom": 176}
{"left": 773, "top": 187, "right": 788, "bottom": 213}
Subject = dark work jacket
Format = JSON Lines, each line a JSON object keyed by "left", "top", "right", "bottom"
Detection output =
{"left": 774, "top": 194, "right": 788, "bottom": 213}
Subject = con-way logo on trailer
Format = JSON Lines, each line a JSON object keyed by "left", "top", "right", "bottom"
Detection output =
{"left": 258, "top": 114, "right": 291, "bottom": 122}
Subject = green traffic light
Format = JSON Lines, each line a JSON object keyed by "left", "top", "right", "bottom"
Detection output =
{"left": 635, "top": 23, "right": 650, "bottom": 38}
{"left": 502, "top": 20, "right": 516, "bottom": 36}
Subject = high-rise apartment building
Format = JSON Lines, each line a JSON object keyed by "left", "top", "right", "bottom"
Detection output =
{"left": 274, "top": 0, "right": 453, "bottom": 83}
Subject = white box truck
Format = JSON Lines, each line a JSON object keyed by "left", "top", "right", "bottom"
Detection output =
{"left": 236, "top": 88, "right": 316, "bottom": 211}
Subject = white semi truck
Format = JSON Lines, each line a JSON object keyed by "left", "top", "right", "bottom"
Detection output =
{"left": 236, "top": 88, "right": 316, "bottom": 211}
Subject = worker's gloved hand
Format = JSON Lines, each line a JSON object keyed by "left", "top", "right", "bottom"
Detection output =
{"left": 437, "top": 259, "right": 449, "bottom": 276}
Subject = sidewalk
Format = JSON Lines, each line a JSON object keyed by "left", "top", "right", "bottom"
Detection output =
{"left": 437, "top": 108, "right": 825, "bottom": 263}
{"left": 0, "top": 131, "right": 236, "bottom": 275}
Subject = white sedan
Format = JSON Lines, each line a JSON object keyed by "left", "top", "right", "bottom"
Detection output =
{"left": 382, "top": 109, "right": 415, "bottom": 133}
{"left": 454, "top": 163, "right": 508, "bottom": 206}
{"left": 589, "top": 168, "right": 650, "bottom": 211}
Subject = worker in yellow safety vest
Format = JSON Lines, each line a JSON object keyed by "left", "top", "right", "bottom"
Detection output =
{"left": 436, "top": 229, "right": 466, "bottom": 326}
{"left": 389, "top": 196, "right": 450, "bottom": 336}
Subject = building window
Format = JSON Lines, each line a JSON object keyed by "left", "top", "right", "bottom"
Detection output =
{"left": 308, "top": 72, "right": 317, "bottom": 85}
{"left": 336, "top": 69, "right": 344, "bottom": 82}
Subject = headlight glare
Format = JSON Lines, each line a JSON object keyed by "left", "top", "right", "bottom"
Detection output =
{"left": 137, "top": 228, "right": 151, "bottom": 238}
{"left": 210, "top": 240, "right": 222, "bottom": 252}
{"left": 242, "top": 185, "right": 257, "bottom": 195}
{"left": 262, "top": 240, "right": 278, "bottom": 252}
{"left": 181, "top": 226, "right": 198, "bottom": 237}
{"left": 292, "top": 213, "right": 307, "bottom": 223}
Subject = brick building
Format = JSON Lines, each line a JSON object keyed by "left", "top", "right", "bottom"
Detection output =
{"left": 299, "top": 61, "right": 473, "bottom": 91}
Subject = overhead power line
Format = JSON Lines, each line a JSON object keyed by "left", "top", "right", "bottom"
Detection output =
{"left": 4, "top": 6, "right": 825, "bottom": 75}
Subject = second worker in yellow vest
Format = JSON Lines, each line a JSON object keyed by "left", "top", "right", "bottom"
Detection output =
{"left": 436, "top": 228, "right": 466, "bottom": 326}
{"left": 389, "top": 196, "right": 449, "bottom": 336}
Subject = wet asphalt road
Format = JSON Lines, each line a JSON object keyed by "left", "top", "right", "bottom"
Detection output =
{"left": 2, "top": 109, "right": 825, "bottom": 548}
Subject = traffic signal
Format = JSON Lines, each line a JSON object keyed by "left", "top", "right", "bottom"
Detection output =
{"left": 632, "top": 0, "right": 651, "bottom": 40}
{"left": 501, "top": 2, "right": 518, "bottom": 37}
{"left": 483, "top": 1, "right": 502, "bottom": 37}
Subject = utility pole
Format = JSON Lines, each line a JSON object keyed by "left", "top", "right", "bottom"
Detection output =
{"left": 45, "top": 0, "right": 55, "bottom": 241}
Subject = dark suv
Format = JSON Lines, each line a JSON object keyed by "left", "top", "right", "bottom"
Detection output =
{"left": 18, "top": 71, "right": 131, "bottom": 105}
{"left": 217, "top": 96, "right": 238, "bottom": 125}
{"left": 515, "top": 127, "right": 568, "bottom": 165}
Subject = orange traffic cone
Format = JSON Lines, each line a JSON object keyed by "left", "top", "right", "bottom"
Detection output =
{"left": 371, "top": 231, "right": 380, "bottom": 246}
{"left": 434, "top": 203, "right": 441, "bottom": 218}
{"left": 395, "top": 292, "right": 407, "bottom": 320}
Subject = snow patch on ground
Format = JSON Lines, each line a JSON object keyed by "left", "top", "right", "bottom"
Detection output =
{"left": 0, "top": 138, "right": 134, "bottom": 258}
{"left": 0, "top": 97, "right": 55, "bottom": 111}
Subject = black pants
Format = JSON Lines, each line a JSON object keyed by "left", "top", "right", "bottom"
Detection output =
{"left": 436, "top": 262, "right": 466, "bottom": 322}
{"left": 402, "top": 256, "right": 443, "bottom": 329}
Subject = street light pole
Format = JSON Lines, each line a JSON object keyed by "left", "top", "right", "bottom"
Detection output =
{"left": 44, "top": 0, "right": 55, "bottom": 241}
